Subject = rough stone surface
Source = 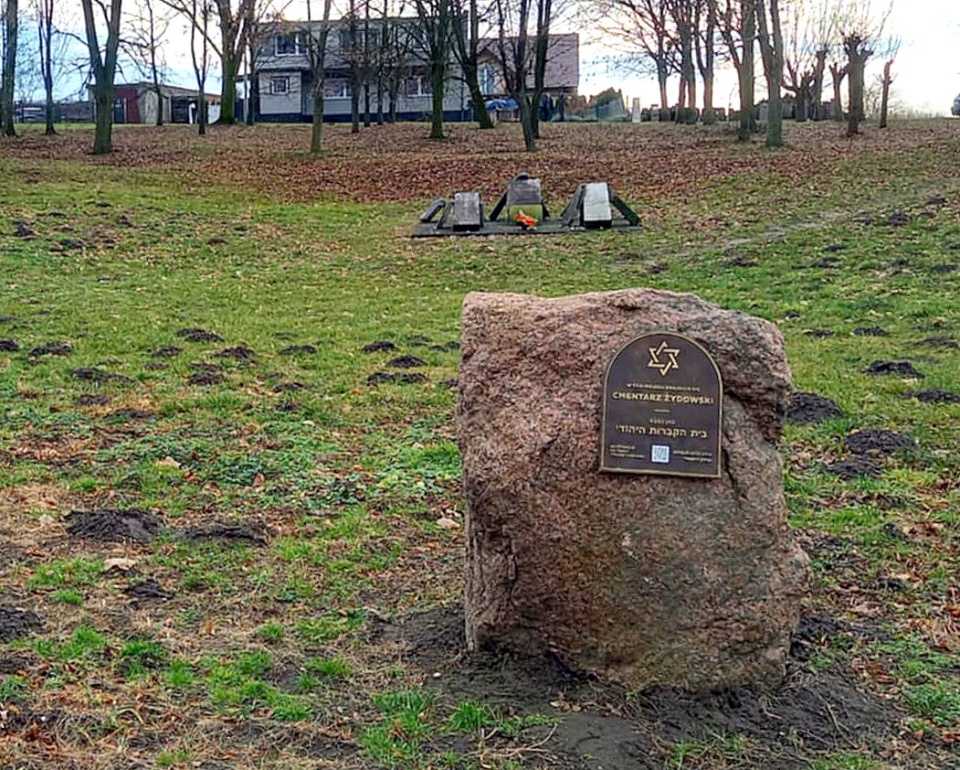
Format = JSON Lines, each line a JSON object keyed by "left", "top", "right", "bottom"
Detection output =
{"left": 457, "top": 289, "right": 809, "bottom": 692}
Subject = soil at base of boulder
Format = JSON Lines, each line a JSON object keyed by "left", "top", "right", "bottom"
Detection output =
{"left": 822, "top": 457, "right": 883, "bottom": 479}
{"left": 0, "top": 606, "right": 43, "bottom": 642}
{"left": 863, "top": 360, "right": 924, "bottom": 378}
{"left": 845, "top": 428, "right": 917, "bottom": 456}
{"left": 786, "top": 392, "right": 844, "bottom": 424}
{"left": 65, "top": 509, "right": 162, "bottom": 544}
{"left": 377, "top": 606, "right": 899, "bottom": 770}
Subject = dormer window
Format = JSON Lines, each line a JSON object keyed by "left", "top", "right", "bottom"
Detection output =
{"left": 275, "top": 33, "right": 305, "bottom": 56}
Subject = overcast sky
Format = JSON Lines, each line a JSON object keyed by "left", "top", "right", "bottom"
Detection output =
{"left": 47, "top": 0, "right": 960, "bottom": 116}
{"left": 581, "top": 0, "right": 960, "bottom": 115}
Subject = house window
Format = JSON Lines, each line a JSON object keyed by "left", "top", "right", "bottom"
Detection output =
{"left": 338, "top": 27, "right": 380, "bottom": 53}
{"left": 270, "top": 76, "right": 290, "bottom": 95}
{"left": 323, "top": 78, "right": 351, "bottom": 99}
{"left": 403, "top": 75, "right": 432, "bottom": 98}
{"left": 479, "top": 65, "right": 498, "bottom": 96}
{"left": 275, "top": 33, "right": 304, "bottom": 56}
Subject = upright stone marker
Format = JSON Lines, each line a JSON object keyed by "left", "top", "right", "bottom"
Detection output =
{"left": 458, "top": 289, "right": 809, "bottom": 692}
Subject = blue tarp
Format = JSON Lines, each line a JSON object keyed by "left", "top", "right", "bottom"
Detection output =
{"left": 485, "top": 98, "right": 519, "bottom": 111}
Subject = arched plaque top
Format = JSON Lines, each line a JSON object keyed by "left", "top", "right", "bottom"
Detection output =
{"left": 600, "top": 332, "right": 723, "bottom": 478}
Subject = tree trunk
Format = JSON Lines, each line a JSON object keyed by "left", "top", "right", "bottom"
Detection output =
{"left": 429, "top": 60, "right": 444, "bottom": 139}
{"left": 830, "top": 63, "right": 845, "bottom": 122}
{"left": 94, "top": 92, "right": 114, "bottom": 153}
{"left": 756, "top": 0, "right": 783, "bottom": 148}
{"left": 1, "top": 0, "right": 18, "bottom": 138}
{"left": 812, "top": 48, "right": 826, "bottom": 120}
{"left": 738, "top": 0, "right": 756, "bottom": 141}
{"left": 218, "top": 53, "right": 237, "bottom": 125}
{"left": 879, "top": 59, "right": 892, "bottom": 129}
{"left": 518, "top": 92, "right": 536, "bottom": 151}
{"left": 844, "top": 39, "right": 868, "bottom": 137}
{"left": 311, "top": 89, "right": 325, "bottom": 152}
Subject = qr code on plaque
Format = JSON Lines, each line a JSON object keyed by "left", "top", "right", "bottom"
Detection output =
{"left": 651, "top": 445, "right": 670, "bottom": 464}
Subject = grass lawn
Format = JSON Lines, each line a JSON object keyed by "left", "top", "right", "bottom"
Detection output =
{"left": 1, "top": 119, "right": 960, "bottom": 769}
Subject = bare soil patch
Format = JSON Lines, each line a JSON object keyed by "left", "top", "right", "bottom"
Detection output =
{"left": 64, "top": 509, "right": 163, "bottom": 545}
{"left": 381, "top": 606, "right": 900, "bottom": 769}
{"left": 845, "top": 428, "right": 917, "bottom": 456}
{"left": 786, "top": 392, "right": 844, "bottom": 424}
{"left": 0, "top": 606, "right": 43, "bottom": 642}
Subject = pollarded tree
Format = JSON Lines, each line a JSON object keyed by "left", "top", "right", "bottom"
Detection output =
{"left": 710, "top": 0, "right": 756, "bottom": 140}
{"left": 81, "top": 0, "right": 123, "bottom": 153}
{"left": 450, "top": 0, "right": 494, "bottom": 128}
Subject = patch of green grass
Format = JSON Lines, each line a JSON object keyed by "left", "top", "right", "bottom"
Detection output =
{"left": 0, "top": 676, "right": 29, "bottom": 703}
{"left": 255, "top": 622, "right": 285, "bottom": 643}
{"left": 28, "top": 558, "right": 103, "bottom": 590}
{"left": 50, "top": 588, "right": 84, "bottom": 605}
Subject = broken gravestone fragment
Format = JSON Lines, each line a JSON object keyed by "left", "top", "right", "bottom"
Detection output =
{"left": 457, "top": 288, "right": 809, "bottom": 692}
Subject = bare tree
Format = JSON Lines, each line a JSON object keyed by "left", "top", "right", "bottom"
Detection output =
{"left": 1, "top": 0, "right": 18, "bottom": 136}
{"left": 410, "top": 0, "right": 452, "bottom": 139}
{"left": 34, "top": 0, "right": 56, "bottom": 132}
{"left": 81, "top": 0, "right": 123, "bottom": 153}
{"left": 781, "top": 0, "right": 833, "bottom": 121}
{"left": 877, "top": 39, "right": 898, "bottom": 128}
{"left": 450, "top": 0, "right": 493, "bottom": 127}
{"left": 755, "top": 0, "right": 783, "bottom": 146}
{"left": 123, "top": 0, "right": 171, "bottom": 125}
{"left": 189, "top": 0, "right": 211, "bottom": 133}
{"left": 490, "top": 0, "right": 558, "bottom": 150}
{"left": 710, "top": 0, "right": 756, "bottom": 139}
{"left": 303, "top": 0, "right": 333, "bottom": 151}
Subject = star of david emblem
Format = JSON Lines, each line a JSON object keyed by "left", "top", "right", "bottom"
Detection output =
{"left": 647, "top": 340, "right": 680, "bottom": 376}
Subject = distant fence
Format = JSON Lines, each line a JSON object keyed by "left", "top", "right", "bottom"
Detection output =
{"left": 13, "top": 102, "right": 94, "bottom": 123}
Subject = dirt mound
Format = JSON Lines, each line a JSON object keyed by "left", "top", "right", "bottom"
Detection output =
{"left": 65, "top": 509, "right": 162, "bottom": 544}
{"left": 187, "top": 372, "right": 226, "bottom": 386}
{"left": 124, "top": 579, "right": 174, "bottom": 602}
{"left": 388, "top": 355, "right": 427, "bottom": 369}
{"left": 853, "top": 326, "right": 889, "bottom": 337}
{"left": 150, "top": 346, "right": 182, "bottom": 358}
{"left": 904, "top": 389, "right": 960, "bottom": 404}
{"left": 822, "top": 457, "right": 883, "bottom": 479}
{"left": 803, "top": 328, "right": 834, "bottom": 338}
{"left": 863, "top": 360, "right": 924, "bottom": 378}
{"left": 786, "top": 392, "right": 844, "bottom": 424}
{"left": 272, "top": 381, "right": 308, "bottom": 393}
{"left": 0, "top": 339, "right": 19, "bottom": 351}
{"left": 74, "top": 394, "right": 111, "bottom": 407}
{"left": 71, "top": 367, "right": 133, "bottom": 384}
{"left": 430, "top": 341, "right": 460, "bottom": 352}
{"left": 362, "top": 340, "right": 397, "bottom": 353}
{"left": 381, "top": 606, "right": 900, "bottom": 770}
{"left": 177, "top": 327, "right": 223, "bottom": 342}
{"left": 367, "top": 371, "right": 429, "bottom": 386}
{"left": 104, "top": 408, "right": 157, "bottom": 421}
{"left": 178, "top": 522, "right": 270, "bottom": 546}
{"left": 29, "top": 341, "right": 72, "bottom": 357}
{"left": 279, "top": 344, "right": 318, "bottom": 355}
{"left": 845, "top": 428, "right": 917, "bottom": 456}
{"left": 917, "top": 336, "right": 958, "bottom": 349}
{"left": 216, "top": 346, "right": 256, "bottom": 360}
{"left": 0, "top": 606, "right": 43, "bottom": 642}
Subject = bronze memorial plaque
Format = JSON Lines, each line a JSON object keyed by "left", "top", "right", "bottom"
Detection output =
{"left": 600, "top": 332, "right": 723, "bottom": 478}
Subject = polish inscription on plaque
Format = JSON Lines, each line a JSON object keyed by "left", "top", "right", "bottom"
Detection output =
{"left": 600, "top": 332, "right": 723, "bottom": 478}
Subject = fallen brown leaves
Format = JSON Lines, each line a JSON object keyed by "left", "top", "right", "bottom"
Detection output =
{"left": 3, "top": 120, "right": 958, "bottom": 210}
